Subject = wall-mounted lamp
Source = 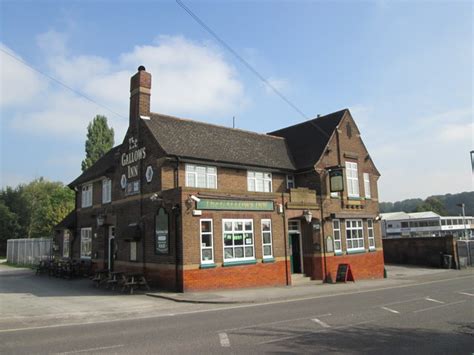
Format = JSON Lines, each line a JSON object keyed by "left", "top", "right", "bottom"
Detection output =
{"left": 312, "top": 219, "right": 321, "bottom": 231}
{"left": 96, "top": 214, "right": 105, "bottom": 227}
{"left": 303, "top": 210, "right": 313, "bottom": 224}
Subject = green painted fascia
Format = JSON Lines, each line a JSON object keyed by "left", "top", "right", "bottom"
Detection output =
{"left": 346, "top": 249, "right": 366, "bottom": 255}
{"left": 223, "top": 260, "right": 257, "bottom": 267}
{"left": 200, "top": 263, "right": 216, "bottom": 269}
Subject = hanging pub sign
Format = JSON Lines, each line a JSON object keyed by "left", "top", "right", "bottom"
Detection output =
{"left": 155, "top": 208, "right": 169, "bottom": 254}
{"left": 329, "top": 167, "right": 344, "bottom": 192}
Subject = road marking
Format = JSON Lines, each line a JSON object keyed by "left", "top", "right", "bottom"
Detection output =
{"left": 425, "top": 297, "right": 444, "bottom": 304}
{"left": 1, "top": 275, "right": 472, "bottom": 334}
{"left": 220, "top": 313, "right": 331, "bottom": 332}
{"left": 258, "top": 320, "right": 373, "bottom": 345}
{"left": 380, "top": 306, "right": 400, "bottom": 314}
{"left": 312, "top": 318, "right": 331, "bottom": 328}
{"left": 219, "top": 332, "right": 230, "bottom": 347}
{"left": 56, "top": 344, "right": 124, "bottom": 354}
{"left": 413, "top": 300, "right": 466, "bottom": 313}
{"left": 458, "top": 292, "right": 474, "bottom": 297}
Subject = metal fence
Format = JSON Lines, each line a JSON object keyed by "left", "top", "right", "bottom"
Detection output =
{"left": 457, "top": 240, "right": 474, "bottom": 268}
{"left": 6, "top": 238, "right": 53, "bottom": 265}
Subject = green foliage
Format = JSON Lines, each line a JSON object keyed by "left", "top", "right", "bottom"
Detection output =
{"left": 81, "top": 115, "right": 114, "bottom": 171}
{"left": 0, "top": 178, "right": 74, "bottom": 240}
{"left": 380, "top": 191, "right": 474, "bottom": 216}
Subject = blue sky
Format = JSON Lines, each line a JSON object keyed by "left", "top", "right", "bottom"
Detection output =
{"left": 0, "top": 0, "right": 472, "bottom": 202}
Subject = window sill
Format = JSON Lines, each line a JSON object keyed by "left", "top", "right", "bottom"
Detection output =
{"left": 102, "top": 201, "right": 112, "bottom": 205}
{"left": 80, "top": 256, "right": 91, "bottom": 260}
{"left": 262, "top": 257, "right": 275, "bottom": 263}
{"left": 348, "top": 196, "right": 362, "bottom": 200}
{"left": 200, "top": 263, "right": 216, "bottom": 269}
{"left": 369, "top": 248, "right": 376, "bottom": 252}
{"left": 223, "top": 260, "right": 257, "bottom": 267}
{"left": 334, "top": 251, "right": 344, "bottom": 256}
{"left": 346, "top": 249, "right": 366, "bottom": 255}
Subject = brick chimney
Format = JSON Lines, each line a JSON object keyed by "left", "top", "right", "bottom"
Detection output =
{"left": 129, "top": 65, "right": 151, "bottom": 128}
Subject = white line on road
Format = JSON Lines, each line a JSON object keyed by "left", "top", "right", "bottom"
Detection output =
{"left": 55, "top": 344, "right": 124, "bottom": 354}
{"left": 413, "top": 300, "right": 466, "bottom": 313}
{"left": 458, "top": 292, "right": 474, "bottom": 297}
{"left": 312, "top": 318, "right": 331, "bottom": 328}
{"left": 425, "top": 297, "right": 444, "bottom": 304}
{"left": 219, "top": 332, "right": 230, "bottom": 347}
{"left": 380, "top": 306, "right": 400, "bottom": 314}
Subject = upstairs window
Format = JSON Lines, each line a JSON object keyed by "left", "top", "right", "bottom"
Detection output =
{"left": 345, "top": 162, "right": 359, "bottom": 198}
{"left": 247, "top": 171, "right": 272, "bottom": 192}
{"left": 81, "top": 184, "right": 93, "bottom": 208}
{"left": 185, "top": 164, "right": 217, "bottom": 189}
{"left": 286, "top": 175, "right": 295, "bottom": 189}
{"left": 363, "top": 173, "right": 371, "bottom": 199}
{"left": 102, "top": 178, "right": 112, "bottom": 204}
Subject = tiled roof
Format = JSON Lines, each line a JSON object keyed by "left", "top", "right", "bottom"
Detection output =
{"left": 268, "top": 109, "right": 347, "bottom": 170}
{"left": 143, "top": 113, "right": 296, "bottom": 170}
{"left": 68, "top": 145, "right": 121, "bottom": 187}
{"left": 55, "top": 210, "right": 76, "bottom": 230}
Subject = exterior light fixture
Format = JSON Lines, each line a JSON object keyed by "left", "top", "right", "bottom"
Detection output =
{"left": 303, "top": 210, "right": 313, "bottom": 223}
{"left": 96, "top": 214, "right": 105, "bottom": 227}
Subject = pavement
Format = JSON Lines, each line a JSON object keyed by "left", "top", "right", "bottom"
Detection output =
{"left": 146, "top": 264, "right": 454, "bottom": 304}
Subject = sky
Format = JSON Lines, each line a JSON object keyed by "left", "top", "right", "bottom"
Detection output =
{"left": 0, "top": 0, "right": 472, "bottom": 202}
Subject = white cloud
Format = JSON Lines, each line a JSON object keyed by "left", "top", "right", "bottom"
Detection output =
{"left": 2, "top": 33, "right": 245, "bottom": 141}
{"left": 0, "top": 44, "right": 46, "bottom": 107}
{"left": 438, "top": 122, "right": 474, "bottom": 142}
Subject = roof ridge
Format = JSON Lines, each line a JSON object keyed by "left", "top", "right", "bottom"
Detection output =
{"left": 149, "top": 112, "right": 286, "bottom": 140}
{"left": 269, "top": 108, "right": 348, "bottom": 134}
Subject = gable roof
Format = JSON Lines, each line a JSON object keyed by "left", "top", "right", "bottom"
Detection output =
{"left": 69, "top": 145, "right": 121, "bottom": 187}
{"left": 143, "top": 113, "right": 296, "bottom": 170}
{"left": 55, "top": 210, "right": 76, "bottom": 230}
{"left": 268, "top": 109, "right": 347, "bottom": 170}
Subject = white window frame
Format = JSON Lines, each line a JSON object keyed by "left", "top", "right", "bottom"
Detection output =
{"left": 80, "top": 227, "right": 92, "bottom": 259}
{"left": 200, "top": 219, "right": 214, "bottom": 264}
{"left": 345, "top": 162, "right": 359, "bottom": 198}
{"left": 63, "top": 231, "right": 70, "bottom": 258}
{"left": 363, "top": 173, "right": 371, "bottom": 199}
{"left": 81, "top": 184, "right": 93, "bottom": 208}
{"left": 222, "top": 219, "right": 255, "bottom": 262}
{"left": 185, "top": 164, "right": 217, "bottom": 189}
{"left": 102, "top": 178, "right": 112, "bottom": 204}
{"left": 247, "top": 171, "right": 272, "bottom": 192}
{"left": 346, "top": 219, "right": 364, "bottom": 252}
{"left": 286, "top": 175, "right": 295, "bottom": 189}
{"left": 367, "top": 219, "right": 375, "bottom": 250}
{"left": 261, "top": 219, "right": 273, "bottom": 259}
{"left": 332, "top": 219, "right": 342, "bottom": 253}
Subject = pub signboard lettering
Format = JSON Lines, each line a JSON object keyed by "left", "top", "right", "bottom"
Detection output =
{"left": 122, "top": 137, "right": 146, "bottom": 179}
{"left": 196, "top": 199, "right": 274, "bottom": 211}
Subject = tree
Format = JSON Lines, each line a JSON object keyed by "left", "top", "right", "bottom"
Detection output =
{"left": 415, "top": 197, "right": 447, "bottom": 216}
{"left": 0, "top": 201, "right": 21, "bottom": 242}
{"left": 81, "top": 115, "right": 114, "bottom": 171}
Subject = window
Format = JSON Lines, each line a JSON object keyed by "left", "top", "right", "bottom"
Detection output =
{"left": 332, "top": 219, "right": 342, "bottom": 253}
{"left": 125, "top": 180, "right": 140, "bottom": 195}
{"left": 223, "top": 219, "right": 254, "bottom": 262}
{"left": 286, "top": 175, "right": 295, "bottom": 189}
{"left": 247, "top": 171, "right": 272, "bottom": 192}
{"left": 81, "top": 184, "right": 93, "bottom": 208}
{"left": 102, "top": 178, "right": 112, "bottom": 204}
{"left": 63, "top": 231, "right": 70, "bottom": 258}
{"left": 345, "top": 162, "right": 359, "bottom": 197}
{"left": 363, "top": 173, "right": 371, "bottom": 199}
{"left": 261, "top": 219, "right": 273, "bottom": 259}
{"left": 130, "top": 241, "right": 137, "bottom": 261}
{"left": 367, "top": 219, "right": 375, "bottom": 250}
{"left": 401, "top": 222, "right": 409, "bottom": 228}
{"left": 80, "top": 228, "right": 92, "bottom": 259}
{"left": 346, "top": 220, "right": 364, "bottom": 251}
{"left": 185, "top": 164, "right": 217, "bottom": 189}
{"left": 200, "top": 219, "right": 214, "bottom": 264}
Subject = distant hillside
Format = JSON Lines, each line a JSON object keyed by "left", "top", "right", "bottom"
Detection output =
{"left": 380, "top": 191, "right": 474, "bottom": 216}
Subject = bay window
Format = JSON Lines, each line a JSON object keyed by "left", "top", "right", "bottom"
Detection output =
{"left": 223, "top": 219, "right": 254, "bottom": 262}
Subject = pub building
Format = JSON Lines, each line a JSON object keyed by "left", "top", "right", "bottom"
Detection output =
{"left": 54, "top": 66, "right": 384, "bottom": 291}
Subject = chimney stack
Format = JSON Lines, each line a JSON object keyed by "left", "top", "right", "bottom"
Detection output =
{"left": 129, "top": 65, "right": 151, "bottom": 128}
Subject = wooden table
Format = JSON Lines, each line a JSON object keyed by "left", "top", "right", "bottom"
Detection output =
{"left": 91, "top": 269, "right": 109, "bottom": 287}
{"left": 106, "top": 271, "right": 124, "bottom": 290}
{"left": 122, "top": 273, "right": 150, "bottom": 294}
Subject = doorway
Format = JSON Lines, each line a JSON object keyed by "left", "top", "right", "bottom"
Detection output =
{"left": 108, "top": 226, "right": 115, "bottom": 271}
{"left": 288, "top": 220, "right": 303, "bottom": 274}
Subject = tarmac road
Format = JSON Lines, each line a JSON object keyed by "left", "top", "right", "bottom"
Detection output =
{"left": 0, "top": 267, "right": 473, "bottom": 354}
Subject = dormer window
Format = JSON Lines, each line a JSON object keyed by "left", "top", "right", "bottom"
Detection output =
{"left": 81, "top": 184, "right": 93, "bottom": 208}
{"left": 247, "top": 171, "right": 272, "bottom": 192}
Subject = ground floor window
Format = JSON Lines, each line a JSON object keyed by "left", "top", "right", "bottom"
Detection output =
{"left": 223, "top": 219, "right": 254, "bottom": 261}
{"left": 261, "top": 219, "right": 273, "bottom": 258}
{"left": 346, "top": 220, "right": 364, "bottom": 251}
{"left": 200, "top": 219, "right": 214, "bottom": 264}
{"left": 332, "top": 219, "right": 342, "bottom": 253}
{"left": 63, "top": 231, "right": 70, "bottom": 258}
{"left": 367, "top": 219, "right": 375, "bottom": 250}
{"left": 80, "top": 228, "right": 92, "bottom": 259}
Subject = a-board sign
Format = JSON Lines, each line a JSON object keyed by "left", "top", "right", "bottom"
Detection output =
{"left": 336, "top": 263, "right": 354, "bottom": 282}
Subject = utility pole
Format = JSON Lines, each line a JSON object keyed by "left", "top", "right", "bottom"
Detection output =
{"left": 457, "top": 203, "right": 467, "bottom": 239}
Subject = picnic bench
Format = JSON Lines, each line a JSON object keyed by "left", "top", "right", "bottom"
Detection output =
{"left": 106, "top": 271, "right": 124, "bottom": 290}
{"left": 91, "top": 269, "right": 109, "bottom": 287}
{"left": 121, "top": 273, "right": 150, "bottom": 294}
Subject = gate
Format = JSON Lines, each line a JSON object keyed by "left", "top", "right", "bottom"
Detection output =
{"left": 6, "top": 238, "right": 52, "bottom": 265}
{"left": 457, "top": 240, "right": 474, "bottom": 267}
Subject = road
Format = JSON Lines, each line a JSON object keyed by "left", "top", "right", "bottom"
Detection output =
{"left": 1, "top": 272, "right": 473, "bottom": 354}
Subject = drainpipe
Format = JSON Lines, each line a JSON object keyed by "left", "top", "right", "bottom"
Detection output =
{"left": 172, "top": 155, "right": 181, "bottom": 291}
{"left": 319, "top": 189, "right": 328, "bottom": 283}
{"left": 281, "top": 193, "right": 290, "bottom": 286}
